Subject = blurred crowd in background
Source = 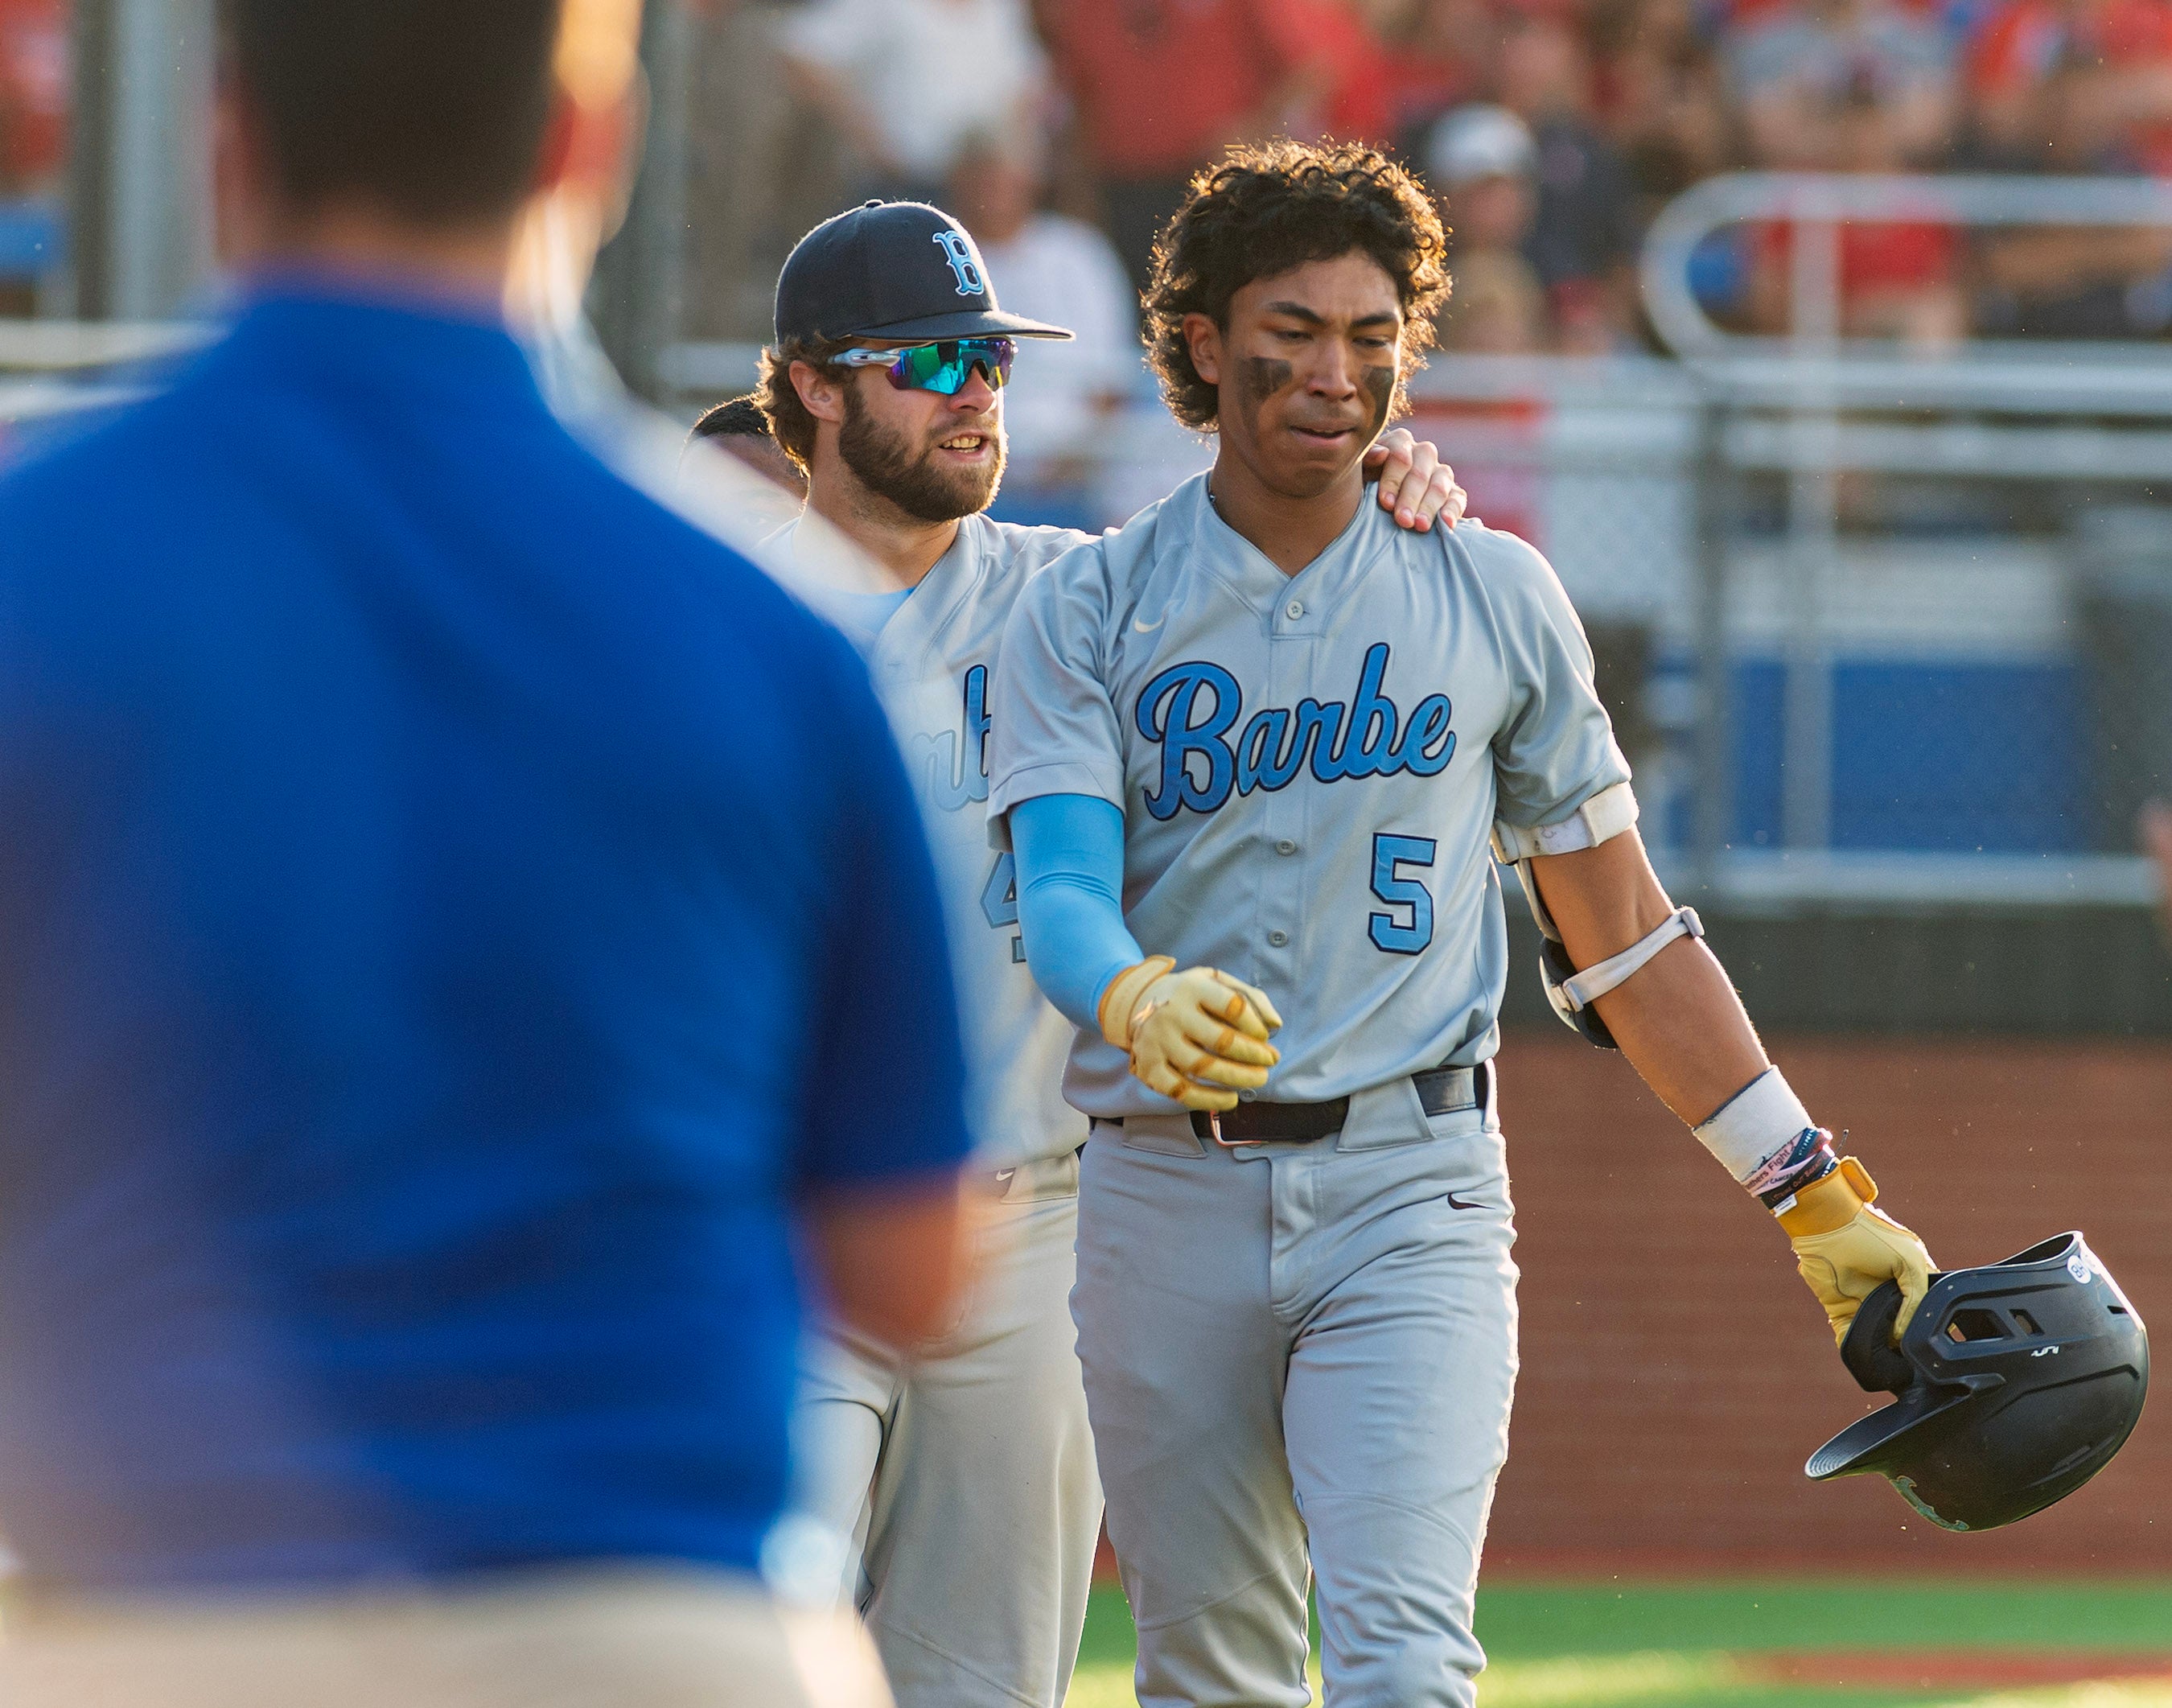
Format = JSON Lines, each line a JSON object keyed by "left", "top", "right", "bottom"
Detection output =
{"left": 750, "top": 0, "right": 2172, "bottom": 350}
{"left": 0, "top": 0, "right": 65, "bottom": 313}
{"left": 2, "top": 0, "right": 2170, "bottom": 377}
{"left": 0, "top": 0, "right": 2166, "bottom": 343}
{"left": 0, "top": 0, "right": 62, "bottom": 198}
{"left": 631, "top": 0, "right": 2172, "bottom": 508}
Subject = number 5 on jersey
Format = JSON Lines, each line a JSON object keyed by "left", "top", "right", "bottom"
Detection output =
{"left": 1369, "top": 834, "right": 1437, "bottom": 955}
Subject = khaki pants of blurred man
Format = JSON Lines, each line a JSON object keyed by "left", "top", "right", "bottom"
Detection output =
{"left": 0, "top": 1563, "right": 893, "bottom": 1707}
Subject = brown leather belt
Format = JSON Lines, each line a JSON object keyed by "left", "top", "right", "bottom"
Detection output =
{"left": 1107, "top": 1060, "right": 1491, "bottom": 1146}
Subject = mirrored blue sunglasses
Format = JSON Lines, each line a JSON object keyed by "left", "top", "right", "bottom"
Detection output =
{"left": 836, "top": 336, "right": 1016, "bottom": 395}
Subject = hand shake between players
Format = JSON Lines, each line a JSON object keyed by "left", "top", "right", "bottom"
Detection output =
{"left": 1096, "top": 957, "right": 1285, "bottom": 1111}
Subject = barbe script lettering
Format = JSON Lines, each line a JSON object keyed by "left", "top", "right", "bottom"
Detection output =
{"left": 1136, "top": 643, "right": 1454, "bottom": 821}
{"left": 909, "top": 665, "right": 992, "bottom": 813}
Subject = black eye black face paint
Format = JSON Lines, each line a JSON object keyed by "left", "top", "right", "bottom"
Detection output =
{"left": 1238, "top": 357, "right": 1295, "bottom": 439}
{"left": 1360, "top": 364, "right": 1395, "bottom": 435}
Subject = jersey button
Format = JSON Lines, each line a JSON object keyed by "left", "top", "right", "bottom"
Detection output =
{"left": 1274, "top": 839, "right": 1297, "bottom": 856}
{"left": 1286, "top": 600, "right": 1304, "bottom": 619}
{"left": 1268, "top": 929, "right": 1290, "bottom": 947}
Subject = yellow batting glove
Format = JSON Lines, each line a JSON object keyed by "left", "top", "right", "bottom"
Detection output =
{"left": 1097, "top": 957, "right": 1282, "bottom": 1112}
{"left": 1778, "top": 1157, "right": 1935, "bottom": 1347}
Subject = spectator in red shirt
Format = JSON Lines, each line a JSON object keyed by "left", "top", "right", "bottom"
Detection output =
{"left": 1969, "top": 0, "right": 2172, "bottom": 172}
{"left": 1743, "top": 68, "right": 1967, "bottom": 344}
{"left": 1041, "top": 0, "right": 1358, "bottom": 288}
{"left": 0, "top": 0, "right": 66, "bottom": 194}
{"left": 1368, "top": 0, "right": 1493, "bottom": 154}
{"left": 1725, "top": 0, "right": 1964, "bottom": 344}
{"left": 1311, "top": 0, "right": 1405, "bottom": 145}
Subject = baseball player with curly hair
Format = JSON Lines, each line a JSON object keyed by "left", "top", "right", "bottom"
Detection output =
{"left": 989, "top": 141, "right": 1937, "bottom": 1708}
{"left": 745, "top": 199, "right": 1469, "bottom": 1708}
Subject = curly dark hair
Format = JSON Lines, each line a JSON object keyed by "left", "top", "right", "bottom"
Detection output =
{"left": 1145, "top": 140, "right": 1450, "bottom": 434}
{"left": 757, "top": 334, "right": 856, "bottom": 472}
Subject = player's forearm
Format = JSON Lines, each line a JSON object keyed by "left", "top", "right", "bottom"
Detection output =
{"left": 1528, "top": 825, "right": 1935, "bottom": 1340}
{"left": 1587, "top": 943, "right": 1771, "bottom": 1126}
{"left": 1010, "top": 792, "right": 1144, "bottom": 1029}
{"left": 1528, "top": 831, "right": 1768, "bottom": 1126}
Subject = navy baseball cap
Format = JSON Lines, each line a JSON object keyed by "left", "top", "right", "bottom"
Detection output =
{"left": 775, "top": 201, "right": 1072, "bottom": 346}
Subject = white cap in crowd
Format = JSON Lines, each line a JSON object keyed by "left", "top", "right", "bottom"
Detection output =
{"left": 1425, "top": 105, "right": 1539, "bottom": 188}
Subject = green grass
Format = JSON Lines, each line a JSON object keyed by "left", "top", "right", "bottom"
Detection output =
{"left": 1065, "top": 1580, "right": 2172, "bottom": 1708}
{"left": 1472, "top": 1582, "right": 2172, "bottom": 1658}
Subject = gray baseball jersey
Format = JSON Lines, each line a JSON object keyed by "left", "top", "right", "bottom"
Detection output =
{"left": 772, "top": 512, "right": 1092, "bottom": 1167}
{"left": 988, "top": 472, "right": 1630, "bottom": 1119}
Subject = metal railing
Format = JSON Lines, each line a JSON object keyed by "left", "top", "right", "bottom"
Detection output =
{"left": 1642, "top": 171, "right": 2172, "bottom": 406}
{"left": 1640, "top": 173, "right": 2172, "bottom": 903}
{"left": 655, "top": 319, "right": 2163, "bottom": 912}
{"left": 2, "top": 169, "right": 2165, "bottom": 916}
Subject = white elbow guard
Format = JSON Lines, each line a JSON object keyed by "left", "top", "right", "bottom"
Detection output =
{"left": 1493, "top": 783, "right": 1662, "bottom": 1048}
{"left": 1554, "top": 906, "right": 1703, "bottom": 1014}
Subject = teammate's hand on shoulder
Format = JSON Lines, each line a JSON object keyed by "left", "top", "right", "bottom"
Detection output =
{"left": 1779, "top": 1157, "right": 1935, "bottom": 1347}
{"left": 1098, "top": 957, "right": 1282, "bottom": 1112}
{"left": 1364, "top": 430, "right": 1467, "bottom": 533}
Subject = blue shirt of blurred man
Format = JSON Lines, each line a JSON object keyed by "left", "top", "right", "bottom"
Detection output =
{"left": 0, "top": 0, "right": 972, "bottom": 1677}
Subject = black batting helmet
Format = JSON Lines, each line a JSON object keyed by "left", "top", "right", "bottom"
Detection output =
{"left": 1806, "top": 1233, "right": 2148, "bottom": 1532}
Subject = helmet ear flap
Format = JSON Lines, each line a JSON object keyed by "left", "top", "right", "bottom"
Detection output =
{"left": 1840, "top": 1280, "right": 1914, "bottom": 1395}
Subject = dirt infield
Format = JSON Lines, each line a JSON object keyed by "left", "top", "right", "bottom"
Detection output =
{"left": 1483, "top": 1030, "right": 2171, "bottom": 1574}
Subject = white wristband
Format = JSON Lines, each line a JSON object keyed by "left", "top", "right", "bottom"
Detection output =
{"left": 1693, "top": 1067, "right": 1816, "bottom": 1183}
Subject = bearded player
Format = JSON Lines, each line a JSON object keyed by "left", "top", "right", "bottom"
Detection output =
{"left": 748, "top": 199, "right": 1467, "bottom": 1708}
{"left": 986, "top": 142, "right": 1937, "bottom": 1708}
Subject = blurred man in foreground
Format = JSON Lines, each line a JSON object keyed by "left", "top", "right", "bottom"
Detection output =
{"left": 0, "top": 3, "right": 971, "bottom": 1704}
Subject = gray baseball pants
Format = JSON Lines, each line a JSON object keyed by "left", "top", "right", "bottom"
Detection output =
{"left": 1074, "top": 1105, "right": 1519, "bottom": 1708}
{"left": 789, "top": 1154, "right": 1102, "bottom": 1708}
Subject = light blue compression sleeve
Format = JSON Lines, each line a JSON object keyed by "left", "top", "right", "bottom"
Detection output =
{"left": 1010, "top": 793, "right": 1144, "bottom": 1031}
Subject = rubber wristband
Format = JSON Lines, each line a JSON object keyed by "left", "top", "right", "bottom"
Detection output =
{"left": 1743, "top": 1125, "right": 1829, "bottom": 1197}
{"left": 1753, "top": 1135, "right": 1841, "bottom": 1212}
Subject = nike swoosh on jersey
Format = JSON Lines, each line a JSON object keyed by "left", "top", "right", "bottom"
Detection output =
{"left": 1444, "top": 1191, "right": 1486, "bottom": 1210}
{"left": 1133, "top": 615, "right": 1165, "bottom": 632}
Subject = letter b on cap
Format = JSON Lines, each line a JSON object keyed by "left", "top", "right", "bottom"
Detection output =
{"left": 933, "top": 231, "right": 984, "bottom": 296}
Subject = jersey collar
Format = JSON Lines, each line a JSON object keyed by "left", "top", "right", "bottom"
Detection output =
{"left": 868, "top": 512, "right": 994, "bottom": 669}
{"left": 767, "top": 512, "right": 991, "bottom": 670}
{"left": 1179, "top": 471, "right": 1393, "bottom": 627}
